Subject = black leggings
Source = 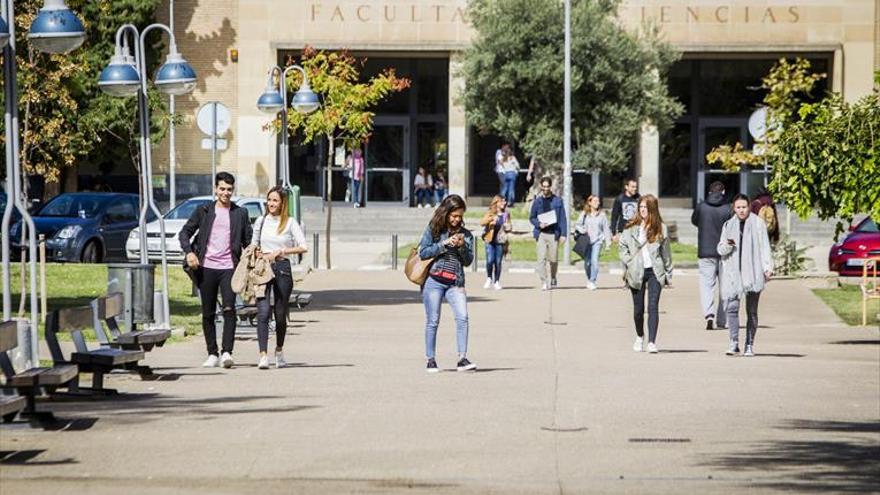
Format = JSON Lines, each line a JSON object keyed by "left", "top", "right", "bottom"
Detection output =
{"left": 199, "top": 267, "right": 236, "bottom": 356}
{"left": 256, "top": 259, "right": 294, "bottom": 353}
{"left": 630, "top": 268, "right": 663, "bottom": 343}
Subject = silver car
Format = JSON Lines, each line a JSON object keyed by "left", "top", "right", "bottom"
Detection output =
{"left": 126, "top": 196, "right": 266, "bottom": 262}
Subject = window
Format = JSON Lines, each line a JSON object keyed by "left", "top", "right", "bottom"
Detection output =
{"left": 243, "top": 203, "right": 263, "bottom": 223}
{"left": 104, "top": 199, "right": 137, "bottom": 224}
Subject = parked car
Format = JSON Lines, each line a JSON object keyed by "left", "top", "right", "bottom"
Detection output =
{"left": 10, "top": 193, "right": 150, "bottom": 263}
{"left": 828, "top": 217, "right": 880, "bottom": 276}
{"left": 126, "top": 196, "right": 266, "bottom": 262}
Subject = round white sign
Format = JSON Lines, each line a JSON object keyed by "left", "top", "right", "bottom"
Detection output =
{"left": 748, "top": 107, "right": 768, "bottom": 142}
{"left": 197, "top": 102, "right": 231, "bottom": 137}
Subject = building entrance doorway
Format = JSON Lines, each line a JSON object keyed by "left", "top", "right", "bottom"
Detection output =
{"left": 365, "top": 117, "right": 410, "bottom": 205}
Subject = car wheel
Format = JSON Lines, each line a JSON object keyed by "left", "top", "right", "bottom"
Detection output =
{"left": 81, "top": 241, "right": 102, "bottom": 263}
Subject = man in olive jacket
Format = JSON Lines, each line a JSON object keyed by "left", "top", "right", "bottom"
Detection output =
{"left": 179, "top": 172, "right": 252, "bottom": 368}
{"left": 691, "top": 181, "right": 732, "bottom": 330}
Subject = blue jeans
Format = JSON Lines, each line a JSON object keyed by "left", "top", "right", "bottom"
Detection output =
{"left": 415, "top": 188, "right": 432, "bottom": 206}
{"left": 422, "top": 277, "right": 469, "bottom": 359}
{"left": 352, "top": 179, "right": 362, "bottom": 204}
{"left": 485, "top": 242, "right": 503, "bottom": 282}
{"left": 501, "top": 171, "right": 517, "bottom": 205}
{"left": 584, "top": 240, "right": 603, "bottom": 283}
{"left": 434, "top": 188, "right": 446, "bottom": 204}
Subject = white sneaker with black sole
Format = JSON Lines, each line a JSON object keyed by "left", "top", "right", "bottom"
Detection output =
{"left": 726, "top": 341, "right": 740, "bottom": 356}
{"left": 456, "top": 358, "right": 476, "bottom": 372}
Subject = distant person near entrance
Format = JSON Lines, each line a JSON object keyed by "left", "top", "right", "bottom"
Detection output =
{"left": 530, "top": 177, "right": 567, "bottom": 291}
{"left": 718, "top": 194, "right": 774, "bottom": 357}
{"left": 346, "top": 147, "right": 365, "bottom": 208}
{"left": 692, "top": 181, "right": 733, "bottom": 330}
{"left": 417, "top": 195, "right": 477, "bottom": 373}
{"left": 413, "top": 166, "right": 434, "bottom": 208}
{"left": 433, "top": 171, "right": 448, "bottom": 204}
{"left": 611, "top": 178, "right": 640, "bottom": 242}
{"left": 499, "top": 146, "right": 520, "bottom": 206}
{"left": 495, "top": 143, "right": 510, "bottom": 194}
{"left": 180, "top": 172, "right": 253, "bottom": 369}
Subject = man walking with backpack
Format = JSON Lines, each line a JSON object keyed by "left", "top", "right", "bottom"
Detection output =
{"left": 692, "top": 181, "right": 733, "bottom": 330}
{"left": 179, "top": 172, "right": 253, "bottom": 368}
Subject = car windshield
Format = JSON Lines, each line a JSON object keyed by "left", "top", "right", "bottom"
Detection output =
{"left": 38, "top": 195, "right": 105, "bottom": 218}
{"left": 855, "top": 218, "right": 878, "bottom": 233}
{"left": 165, "top": 199, "right": 212, "bottom": 220}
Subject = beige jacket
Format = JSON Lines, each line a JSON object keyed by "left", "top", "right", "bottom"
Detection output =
{"left": 231, "top": 244, "right": 275, "bottom": 304}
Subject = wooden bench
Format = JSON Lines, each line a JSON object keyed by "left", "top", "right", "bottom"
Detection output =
{"left": 0, "top": 320, "right": 77, "bottom": 423}
{"left": 861, "top": 257, "right": 880, "bottom": 326}
{"left": 46, "top": 303, "right": 145, "bottom": 395}
{"left": 93, "top": 293, "right": 170, "bottom": 352}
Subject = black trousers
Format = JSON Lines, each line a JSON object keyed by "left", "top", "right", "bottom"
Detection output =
{"left": 199, "top": 267, "right": 237, "bottom": 356}
{"left": 256, "top": 259, "right": 294, "bottom": 353}
{"left": 630, "top": 268, "right": 663, "bottom": 343}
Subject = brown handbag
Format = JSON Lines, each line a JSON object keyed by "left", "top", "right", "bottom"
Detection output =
{"left": 404, "top": 246, "right": 435, "bottom": 285}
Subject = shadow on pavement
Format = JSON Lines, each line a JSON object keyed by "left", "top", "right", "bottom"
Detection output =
{"left": 658, "top": 350, "right": 708, "bottom": 354}
{"left": 309, "top": 289, "right": 491, "bottom": 311}
{"left": 705, "top": 419, "right": 880, "bottom": 493}
{"left": 829, "top": 340, "right": 880, "bottom": 346}
{"left": 755, "top": 353, "right": 805, "bottom": 358}
{"left": 0, "top": 449, "right": 77, "bottom": 466}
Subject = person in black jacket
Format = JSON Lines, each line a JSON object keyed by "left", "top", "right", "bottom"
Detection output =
{"left": 610, "top": 177, "right": 640, "bottom": 241}
{"left": 179, "top": 172, "right": 253, "bottom": 368}
{"left": 691, "top": 181, "right": 732, "bottom": 330}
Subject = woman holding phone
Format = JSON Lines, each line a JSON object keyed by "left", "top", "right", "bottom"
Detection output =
{"left": 417, "top": 195, "right": 477, "bottom": 373}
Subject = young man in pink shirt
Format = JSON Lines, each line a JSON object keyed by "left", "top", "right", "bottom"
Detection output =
{"left": 179, "top": 172, "right": 253, "bottom": 368}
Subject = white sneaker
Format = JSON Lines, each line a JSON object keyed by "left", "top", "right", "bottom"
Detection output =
{"left": 354, "top": 203, "right": 360, "bottom": 208}
{"left": 647, "top": 342, "right": 659, "bottom": 354}
{"left": 220, "top": 352, "right": 234, "bottom": 369}
{"left": 541, "top": 283, "right": 549, "bottom": 291}
{"left": 633, "top": 337, "right": 644, "bottom": 352}
{"left": 275, "top": 351, "right": 287, "bottom": 369}
{"left": 202, "top": 354, "right": 219, "bottom": 367}
{"left": 493, "top": 281, "right": 502, "bottom": 290}
{"left": 483, "top": 277, "right": 492, "bottom": 289}
{"left": 587, "top": 281, "right": 597, "bottom": 290}
{"left": 743, "top": 345, "right": 755, "bottom": 357}
{"left": 258, "top": 354, "right": 270, "bottom": 370}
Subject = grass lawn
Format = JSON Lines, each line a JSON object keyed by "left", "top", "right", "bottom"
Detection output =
{"left": 399, "top": 238, "right": 698, "bottom": 264}
{"left": 8, "top": 262, "right": 202, "bottom": 341}
{"left": 813, "top": 284, "right": 878, "bottom": 326}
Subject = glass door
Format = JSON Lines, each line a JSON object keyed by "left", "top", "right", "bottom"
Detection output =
{"left": 696, "top": 118, "right": 750, "bottom": 202}
{"left": 366, "top": 116, "right": 410, "bottom": 205}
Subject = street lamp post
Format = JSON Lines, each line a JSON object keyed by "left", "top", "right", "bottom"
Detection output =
{"left": 256, "top": 64, "right": 320, "bottom": 192}
{"left": 562, "top": 0, "right": 573, "bottom": 265}
{"left": 98, "top": 23, "right": 197, "bottom": 329}
{"left": 1, "top": 0, "right": 85, "bottom": 368}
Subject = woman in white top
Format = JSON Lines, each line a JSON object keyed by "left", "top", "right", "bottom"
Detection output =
{"left": 499, "top": 147, "right": 520, "bottom": 206}
{"left": 254, "top": 186, "right": 308, "bottom": 369}
{"left": 413, "top": 166, "right": 434, "bottom": 208}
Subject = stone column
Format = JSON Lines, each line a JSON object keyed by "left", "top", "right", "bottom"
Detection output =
{"left": 447, "top": 53, "right": 467, "bottom": 198}
{"left": 637, "top": 123, "right": 660, "bottom": 197}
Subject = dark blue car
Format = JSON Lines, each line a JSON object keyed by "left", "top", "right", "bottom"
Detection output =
{"left": 10, "top": 193, "right": 151, "bottom": 263}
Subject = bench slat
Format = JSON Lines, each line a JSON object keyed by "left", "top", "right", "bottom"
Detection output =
{"left": 0, "top": 395, "right": 26, "bottom": 416}
{"left": 116, "top": 329, "right": 171, "bottom": 345}
{"left": 7, "top": 368, "right": 47, "bottom": 387}
{"left": 73, "top": 348, "right": 144, "bottom": 367}
{"left": 53, "top": 306, "right": 94, "bottom": 333}
{"left": 36, "top": 365, "right": 78, "bottom": 386}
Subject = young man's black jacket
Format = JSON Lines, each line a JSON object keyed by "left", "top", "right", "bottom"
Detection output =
{"left": 691, "top": 191, "right": 732, "bottom": 259}
{"left": 178, "top": 201, "right": 253, "bottom": 268}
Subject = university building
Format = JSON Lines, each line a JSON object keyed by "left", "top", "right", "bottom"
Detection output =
{"left": 119, "top": 0, "right": 878, "bottom": 206}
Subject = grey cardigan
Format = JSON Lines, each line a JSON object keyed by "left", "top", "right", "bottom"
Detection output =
{"left": 618, "top": 223, "right": 673, "bottom": 290}
{"left": 717, "top": 214, "right": 774, "bottom": 299}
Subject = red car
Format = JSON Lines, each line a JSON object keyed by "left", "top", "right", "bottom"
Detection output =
{"left": 828, "top": 217, "right": 880, "bottom": 276}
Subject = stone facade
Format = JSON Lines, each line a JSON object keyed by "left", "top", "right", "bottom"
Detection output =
{"left": 154, "top": 0, "right": 878, "bottom": 199}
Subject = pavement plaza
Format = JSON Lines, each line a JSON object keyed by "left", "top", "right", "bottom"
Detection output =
{"left": 1, "top": 270, "right": 878, "bottom": 494}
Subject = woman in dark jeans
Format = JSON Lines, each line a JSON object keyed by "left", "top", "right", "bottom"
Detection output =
{"left": 619, "top": 195, "right": 673, "bottom": 354}
{"left": 254, "top": 186, "right": 307, "bottom": 369}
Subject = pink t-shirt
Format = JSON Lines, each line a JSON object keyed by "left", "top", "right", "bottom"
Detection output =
{"left": 202, "top": 206, "right": 233, "bottom": 270}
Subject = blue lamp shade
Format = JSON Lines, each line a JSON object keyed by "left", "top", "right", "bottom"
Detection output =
{"left": 257, "top": 88, "right": 284, "bottom": 114}
{"left": 291, "top": 86, "right": 320, "bottom": 114}
{"left": 0, "top": 17, "right": 10, "bottom": 50}
{"left": 27, "top": 0, "right": 86, "bottom": 54}
{"left": 98, "top": 55, "right": 141, "bottom": 97}
{"left": 154, "top": 51, "right": 197, "bottom": 95}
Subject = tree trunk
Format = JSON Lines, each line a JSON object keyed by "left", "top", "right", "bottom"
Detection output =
{"left": 324, "top": 135, "right": 333, "bottom": 270}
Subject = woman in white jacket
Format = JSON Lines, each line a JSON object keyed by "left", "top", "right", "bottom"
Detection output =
{"left": 717, "top": 194, "right": 774, "bottom": 357}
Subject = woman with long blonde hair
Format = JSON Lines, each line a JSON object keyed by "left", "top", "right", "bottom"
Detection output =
{"left": 253, "top": 186, "right": 307, "bottom": 369}
{"left": 618, "top": 195, "right": 673, "bottom": 353}
{"left": 479, "top": 195, "right": 512, "bottom": 290}
{"left": 574, "top": 194, "right": 611, "bottom": 290}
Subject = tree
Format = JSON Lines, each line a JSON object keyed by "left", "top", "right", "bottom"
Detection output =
{"left": 276, "top": 48, "right": 410, "bottom": 269}
{"left": 459, "top": 0, "right": 682, "bottom": 189}
{"left": 769, "top": 72, "right": 880, "bottom": 236}
{"left": 0, "top": 0, "right": 169, "bottom": 196}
